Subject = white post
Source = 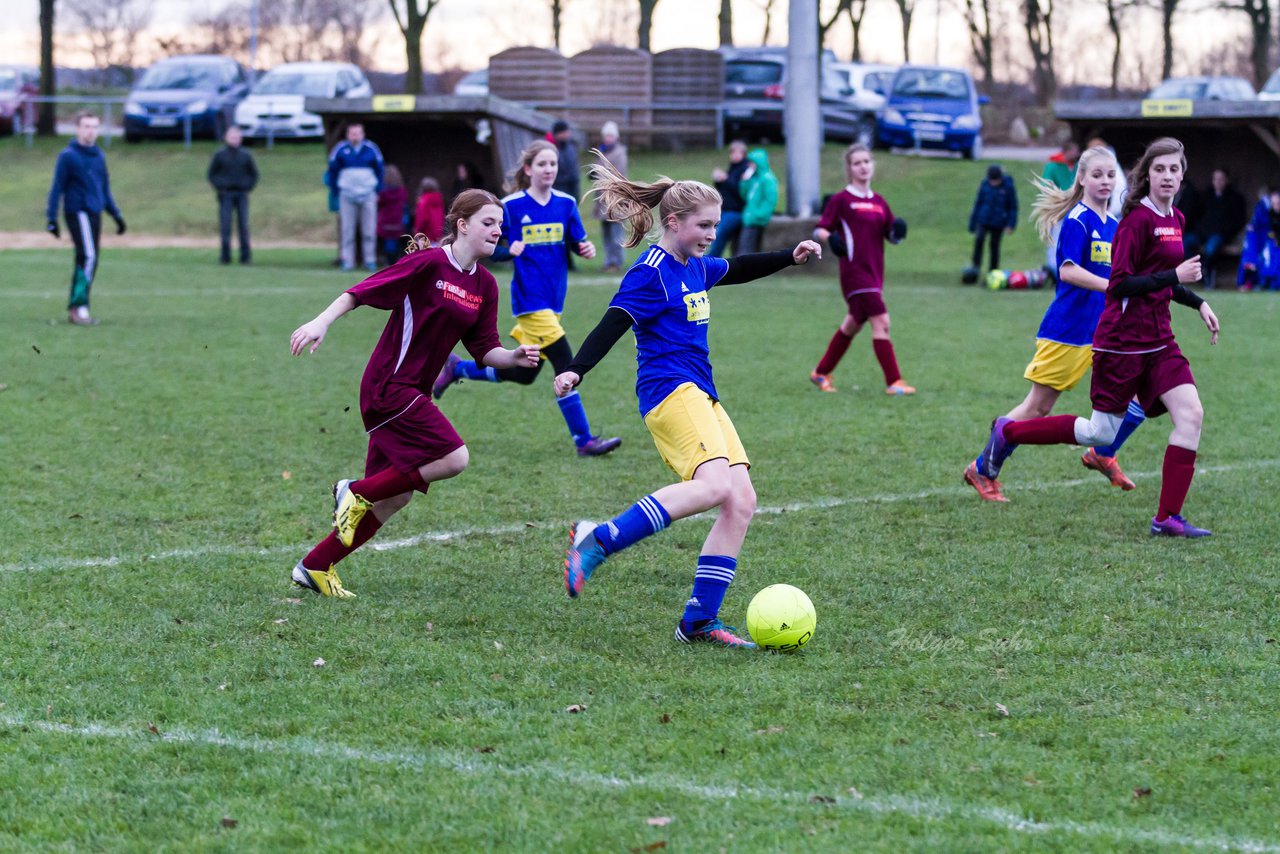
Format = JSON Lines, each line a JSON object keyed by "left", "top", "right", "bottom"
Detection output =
{"left": 785, "top": 0, "right": 822, "bottom": 217}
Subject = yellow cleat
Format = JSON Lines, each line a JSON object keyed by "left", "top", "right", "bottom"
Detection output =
{"left": 292, "top": 562, "right": 357, "bottom": 598}
{"left": 332, "top": 479, "right": 373, "bottom": 547}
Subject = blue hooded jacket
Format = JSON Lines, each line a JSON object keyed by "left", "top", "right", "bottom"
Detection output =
{"left": 47, "top": 141, "right": 121, "bottom": 221}
{"left": 968, "top": 175, "right": 1018, "bottom": 232}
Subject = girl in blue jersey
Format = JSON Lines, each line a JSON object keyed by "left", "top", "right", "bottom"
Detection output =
{"left": 554, "top": 155, "right": 821, "bottom": 649}
{"left": 964, "top": 145, "right": 1146, "bottom": 502}
{"left": 436, "top": 140, "right": 622, "bottom": 457}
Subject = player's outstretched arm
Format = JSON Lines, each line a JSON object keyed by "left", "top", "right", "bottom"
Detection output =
{"left": 718, "top": 242, "right": 821, "bottom": 287}
{"left": 556, "top": 306, "right": 634, "bottom": 396}
{"left": 290, "top": 293, "right": 357, "bottom": 355}
{"left": 484, "top": 344, "right": 541, "bottom": 369}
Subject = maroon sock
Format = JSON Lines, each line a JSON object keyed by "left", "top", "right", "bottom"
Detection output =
{"left": 302, "top": 511, "right": 384, "bottom": 571}
{"left": 1003, "top": 414, "right": 1078, "bottom": 445}
{"left": 815, "top": 329, "right": 854, "bottom": 375}
{"left": 872, "top": 338, "right": 901, "bottom": 386}
{"left": 1156, "top": 445, "right": 1197, "bottom": 521}
{"left": 351, "top": 467, "right": 421, "bottom": 502}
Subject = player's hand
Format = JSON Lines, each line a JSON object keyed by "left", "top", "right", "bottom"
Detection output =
{"left": 1199, "top": 302, "right": 1219, "bottom": 345}
{"left": 793, "top": 240, "right": 822, "bottom": 264}
{"left": 509, "top": 240, "right": 525, "bottom": 257}
{"left": 554, "top": 371, "right": 580, "bottom": 398}
{"left": 112, "top": 214, "right": 127, "bottom": 236}
{"left": 577, "top": 240, "right": 596, "bottom": 260}
{"left": 1176, "top": 255, "right": 1201, "bottom": 283}
{"left": 890, "top": 217, "right": 909, "bottom": 243}
{"left": 46, "top": 220, "right": 59, "bottom": 239}
{"left": 711, "top": 168, "right": 728, "bottom": 182}
{"left": 514, "top": 344, "right": 540, "bottom": 367}
{"left": 290, "top": 319, "right": 329, "bottom": 355}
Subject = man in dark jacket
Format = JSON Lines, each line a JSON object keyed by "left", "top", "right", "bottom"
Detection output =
{"left": 1185, "top": 168, "right": 1247, "bottom": 288}
{"left": 968, "top": 164, "right": 1019, "bottom": 271}
{"left": 207, "top": 126, "right": 259, "bottom": 264}
{"left": 46, "top": 111, "right": 125, "bottom": 325}
{"left": 709, "top": 140, "right": 750, "bottom": 257}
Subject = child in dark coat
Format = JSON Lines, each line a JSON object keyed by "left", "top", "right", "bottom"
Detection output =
{"left": 969, "top": 164, "right": 1019, "bottom": 271}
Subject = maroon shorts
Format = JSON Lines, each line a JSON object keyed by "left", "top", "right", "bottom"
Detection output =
{"left": 364, "top": 394, "right": 464, "bottom": 477}
{"left": 1090, "top": 344, "right": 1195, "bottom": 418}
{"left": 844, "top": 290, "right": 887, "bottom": 325}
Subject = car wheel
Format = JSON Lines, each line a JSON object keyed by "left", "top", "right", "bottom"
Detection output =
{"left": 964, "top": 135, "right": 984, "bottom": 160}
{"left": 124, "top": 130, "right": 142, "bottom": 143}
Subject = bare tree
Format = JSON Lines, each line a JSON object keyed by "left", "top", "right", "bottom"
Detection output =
{"left": 1158, "top": 0, "right": 1180, "bottom": 80}
{"left": 719, "top": 0, "right": 733, "bottom": 46}
{"left": 892, "top": 0, "right": 917, "bottom": 62}
{"left": 1101, "top": 0, "right": 1137, "bottom": 94}
{"left": 388, "top": 0, "right": 443, "bottom": 94}
{"left": 39, "top": 0, "right": 56, "bottom": 135}
{"left": 63, "top": 0, "right": 153, "bottom": 80}
{"left": 759, "top": 0, "right": 778, "bottom": 43}
{"left": 964, "top": 0, "right": 996, "bottom": 85}
{"left": 550, "top": 0, "right": 566, "bottom": 49}
{"left": 819, "top": 0, "right": 850, "bottom": 46}
{"left": 1024, "top": 0, "right": 1055, "bottom": 105}
{"left": 847, "top": 0, "right": 870, "bottom": 61}
{"left": 1220, "top": 0, "right": 1272, "bottom": 88}
{"left": 637, "top": 0, "right": 661, "bottom": 51}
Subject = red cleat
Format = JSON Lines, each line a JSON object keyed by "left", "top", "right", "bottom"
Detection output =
{"left": 1081, "top": 449, "right": 1136, "bottom": 490}
{"left": 964, "top": 460, "right": 1008, "bottom": 502}
{"left": 809, "top": 371, "right": 836, "bottom": 392}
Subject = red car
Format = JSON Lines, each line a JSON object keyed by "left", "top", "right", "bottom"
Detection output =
{"left": 0, "top": 65, "right": 39, "bottom": 134}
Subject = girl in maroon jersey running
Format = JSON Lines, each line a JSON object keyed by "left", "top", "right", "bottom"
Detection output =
{"left": 286, "top": 189, "right": 540, "bottom": 597}
{"left": 978, "top": 137, "right": 1220, "bottom": 537}
{"left": 809, "top": 143, "right": 914, "bottom": 395}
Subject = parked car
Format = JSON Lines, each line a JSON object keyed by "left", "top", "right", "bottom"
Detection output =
{"left": 453, "top": 69, "right": 489, "bottom": 97}
{"left": 235, "top": 62, "right": 372, "bottom": 140}
{"left": 1149, "top": 76, "right": 1256, "bottom": 101}
{"left": 0, "top": 65, "right": 38, "bottom": 134}
{"left": 830, "top": 62, "right": 896, "bottom": 112}
{"left": 876, "top": 64, "right": 987, "bottom": 159}
{"left": 124, "top": 55, "right": 250, "bottom": 142}
{"left": 720, "top": 47, "right": 874, "bottom": 144}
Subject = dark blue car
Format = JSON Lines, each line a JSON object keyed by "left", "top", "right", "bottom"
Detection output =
{"left": 875, "top": 65, "right": 988, "bottom": 159}
{"left": 124, "top": 55, "right": 249, "bottom": 142}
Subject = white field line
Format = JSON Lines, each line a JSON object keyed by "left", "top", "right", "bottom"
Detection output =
{"left": 5, "top": 714, "right": 1276, "bottom": 853}
{"left": 3, "top": 459, "right": 1277, "bottom": 576}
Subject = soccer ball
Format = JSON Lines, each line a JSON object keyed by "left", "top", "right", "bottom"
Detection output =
{"left": 985, "top": 269, "right": 1008, "bottom": 290}
{"left": 961, "top": 265, "right": 980, "bottom": 285}
{"left": 747, "top": 584, "right": 817, "bottom": 653}
{"left": 1007, "top": 270, "right": 1028, "bottom": 290}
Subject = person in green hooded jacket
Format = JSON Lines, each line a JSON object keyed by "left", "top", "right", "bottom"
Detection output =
{"left": 739, "top": 148, "right": 778, "bottom": 254}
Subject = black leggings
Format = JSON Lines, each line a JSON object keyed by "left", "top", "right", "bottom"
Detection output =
{"left": 972, "top": 225, "right": 1003, "bottom": 270}
{"left": 496, "top": 335, "right": 574, "bottom": 384}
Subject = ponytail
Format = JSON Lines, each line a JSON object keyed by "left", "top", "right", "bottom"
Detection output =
{"left": 1030, "top": 146, "right": 1117, "bottom": 243}
{"left": 587, "top": 150, "right": 722, "bottom": 249}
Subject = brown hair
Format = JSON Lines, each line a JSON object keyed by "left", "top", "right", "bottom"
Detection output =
{"left": 587, "top": 150, "right": 722, "bottom": 248}
{"left": 1122, "top": 137, "right": 1186, "bottom": 219}
{"left": 506, "top": 139, "right": 558, "bottom": 194}
{"left": 407, "top": 188, "right": 501, "bottom": 253}
{"left": 844, "top": 142, "right": 871, "bottom": 163}
{"left": 384, "top": 164, "right": 404, "bottom": 190}
{"left": 1030, "top": 146, "right": 1118, "bottom": 242}
{"left": 418, "top": 176, "right": 440, "bottom": 195}
{"left": 75, "top": 110, "right": 99, "bottom": 125}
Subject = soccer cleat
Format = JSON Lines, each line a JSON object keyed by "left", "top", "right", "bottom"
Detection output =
{"left": 432, "top": 353, "right": 463, "bottom": 400}
{"left": 1150, "top": 514, "right": 1212, "bottom": 538}
{"left": 1081, "top": 449, "right": 1136, "bottom": 490}
{"left": 980, "top": 416, "right": 1015, "bottom": 479}
{"left": 577, "top": 436, "right": 622, "bottom": 457}
{"left": 291, "top": 562, "right": 357, "bottom": 598}
{"left": 332, "top": 479, "right": 373, "bottom": 548}
{"left": 564, "top": 520, "right": 607, "bottom": 597}
{"left": 964, "top": 460, "right": 1008, "bottom": 502}
{"left": 885, "top": 379, "right": 916, "bottom": 395}
{"left": 809, "top": 371, "right": 836, "bottom": 392}
{"left": 68, "top": 306, "right": 99, "bottom": 326}
{"left": 675, "top": 618, "right": 757, "bottom": 649}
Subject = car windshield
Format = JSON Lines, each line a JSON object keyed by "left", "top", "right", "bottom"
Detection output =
{"left": 0, "top": 70, "right": 17, "bottom": 91}
{"left": 1149, "top": 80, "right": 1207, "bottom": 99}
{"left": 892, "top": 69, "right": 968, "bottom": 99}
{"left": 253, "top": 72, "right": 333, "bottom": 97}
{"left": 137, "top": 63, "right": 223, "bottom": 91}
{"left": 727, "top": 61, "right": 783, "bottom": 85}
{"left": 865, "top": 72, "right": 891, "bottom": 94}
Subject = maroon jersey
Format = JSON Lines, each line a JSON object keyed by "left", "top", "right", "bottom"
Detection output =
{"left": 817, "top": 186, "right": 894, "bottom": 296}
{"left": 347, "top": 246, "right": 501, "bottom": 431}
{"left": 1094, "top": 200, "right": 1185, "bottom": 353}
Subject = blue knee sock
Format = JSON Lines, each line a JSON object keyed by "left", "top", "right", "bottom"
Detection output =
{"left": 556, "top": 390, "right": 593, "bottom": 447}
{"left": 454, "top": 359, "right": 498, "bottom": 382}
{"left": 682, "top": 555, "right": 737, "bottom": 625}
{"left": 1093, "top": 401, "right": 1146, "bottom": 457}
{"left": 595, "top": 494, "right": 670, "bottom": 555}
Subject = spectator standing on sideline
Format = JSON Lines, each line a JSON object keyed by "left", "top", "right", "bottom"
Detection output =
{"left": 968, "top": 164, "right": 1019, "bottom": 272}
{"left": 1185, "top": 168, "right": 1246, "bottom": 289}
{"left": 46, "top": 111, "right": 125, "bottom": 326}
{"left": 450, "top": 162, "right": 486, "bottom": 205}
{"left": 709, "top": 140, "right": 750, "bottom": 257}
{"left": 377, "top": 164, "right": 409, "bottom": 265}
{"left": 593, "top": 121, "right": 628, "bottom": 272}
{"left": 738, "top": 148, "right": 778, "bottom": 254}
{"left": 551, "top": 119, "right": 582, "bottom": 271}
{"left": 327, "top": 122, "right": 384, "bottom": 272}
{"left": 206, "top": 125, "right": 258, "bottom": 265}
{"left": 1041, "top": 140, "right": 1080, "bottom": 273}
{"left": 412, "top": 176, "right": 445, "bottom": 247}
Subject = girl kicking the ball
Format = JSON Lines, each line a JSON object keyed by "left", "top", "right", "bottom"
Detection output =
{"left": 554, "top": 153, "right": 822, "bottom": 648}
{"left": 809, "top": 143, "right": 915, "bottom": 395}
{"left": 976, "top": 137, "right": 1220, "bottom": 537}
{"left": 964, "top": 144, "right": 1149, "bottom": 502}
{"left": 286, "top": 190, "right": 540, "bottom": 597}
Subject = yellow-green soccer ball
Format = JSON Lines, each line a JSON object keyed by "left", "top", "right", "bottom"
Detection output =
{"left": 985, "top": 268, "right": 1008, "bottom": 290}
{"left": 747, "top": 584, "right": 816, "bottom": 653}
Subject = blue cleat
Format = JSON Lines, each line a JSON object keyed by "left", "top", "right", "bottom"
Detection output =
{"left": 1150, "top": 514, "right": 1212, "bottom": 538}
{"left": 675, "top": 618, "right": 757, "bottom": 649}
{"left": 565, "top": 521, "right": 607, "bottom": 598}
{"left": 980, "top": 416, "right": 1016, "bottom": 479}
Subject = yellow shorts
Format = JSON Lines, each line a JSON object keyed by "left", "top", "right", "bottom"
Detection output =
{"left": 643, "top": 382, "right": 750, "bottom": 481}
{"left": 510, "top": 310, "right": 565, "bottom": 358}
{"left": 1023, "top": 339, "right": 1093, "bottom": 392}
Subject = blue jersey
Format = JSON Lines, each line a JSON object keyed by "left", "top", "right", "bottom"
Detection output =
{"left": 501, "top": 189, "right": 587, "bottom": 316}
{"left": 1037, "top": 202, "right": 1118, "bottom": 347}
{"left": 610, "top": 245, "right": 730, "bottom": 417}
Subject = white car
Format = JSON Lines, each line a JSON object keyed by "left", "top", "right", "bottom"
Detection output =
{"left": 830, "top": 62, "right": 897, "bottom": 112}
{"left": 235, "top": 62, "right": 372, "bottom": 139}
{"left": 453, "top": 69, "right": 488, "bottom": 97}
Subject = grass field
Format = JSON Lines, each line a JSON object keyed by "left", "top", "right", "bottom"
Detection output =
{"left": 3, "top": 137, "right": 1280, "bottom": 851}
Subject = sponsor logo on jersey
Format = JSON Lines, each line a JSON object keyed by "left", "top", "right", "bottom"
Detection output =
{"left": 680, "top": 282, "right": 689, "bottom": 293}
{"left": 436, "top": 279, "right": 483, "bottom": 309}
{"left": 520, "top": 222, "right": 565, "bottom": 245}
{"left": 1153, "top": 226, "right": 1182, "bottom": 242}
{"left": 683, "top": 290, "right": 710, "bottom": 324}
{"left": 521, "top": 214, "right": 532, "bottom": 224}
{"left": 1090, "top": 240, "right": 1112, "bottom": 264}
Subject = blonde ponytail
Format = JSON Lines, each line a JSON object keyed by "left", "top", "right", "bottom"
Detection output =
{"left": 1030, "top": 146, "right": 1118, "bottom": 243}
{"left": 587, "top": 150, "right": 722, "bottom": 249}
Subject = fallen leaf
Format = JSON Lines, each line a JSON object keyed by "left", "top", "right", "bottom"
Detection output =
{"left": 147, "top": 722, "right": 160, "bottom": 735}
{"left": 312, "top": 658, "right": 326, "bottom": 667}
{"left": 343, "top": 405, "right": 350, "bottom": 412}
{"left": 1133, "top": 787, "right": 1153, "bottom": 799}
{"left": 32, "top": 345, "right": 41, "bottom": 354}
{"left": 646, "top": 816, "right": 672, "bottom": 827}
{"left": 755, "top": 725, "right": 785, "bottom": 735}
{"left": 284, "top": 598, "right": 302, "bottom": 604}
{"left": 68, "top": 513, "right": 82, "bottom": 519}
{"left": 996, "top": 703, "right": 1010, "bottom": 717}
{"left": 493, "top": 641, "right": 504, "bottom": 650}
{"left": 221, "top": 816, "right": 237, "bottom": 829}
{"left": 425, "top": 622, "right": 434, "bottom": 633}
{"left": 273, "top": 618, "right": 289, "bottom": 625}
{"left": 565, "top": 704, "right": 586, "bottom": 713}
{"left": 809, "top": 795, "right": 836, "bottom": 804}
{"left": 474, "top": 745, "right": 496, "bottom": 754}
{"left": 658, "top": 713, "right": 671, "bottom": 724}
{"left": 319, "top": 427, "right": 329, "bottom": 433}
{"left": 978, "top": 731, "right": 998, "bottom": 738}
{"left": 218, "top": 684, "right": 228, "bottom": 691}
{"left": 847, "top": 786, "right": 863, "bottom": 799}
{"left": 173, "top": 617, "right": 184, "bottom": 625}
{"left": 281, "top": 471, "right": 292, "bottom": 480}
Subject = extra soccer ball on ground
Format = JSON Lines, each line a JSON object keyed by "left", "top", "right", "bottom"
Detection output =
{"left": 747, "top": 584, "right": 817, "bottom": 653}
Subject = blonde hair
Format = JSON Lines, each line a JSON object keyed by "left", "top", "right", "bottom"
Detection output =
{"left": 505, "top": 139, "right": 558, "bottom": 194}
{"left": 844, "top": 142, "right": 871, "bottom": 164}
{"left": 587, "top": 150, "right": 722, "bottom": 249}
{"left": 1030, "top": 146, "right": 1119, "bottom": 242}
{"left": 407, "top": 188, "right": 500, "bottom": 253}
{"left": 1123, "top": 137, "right": 1187, "bottom": 219}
